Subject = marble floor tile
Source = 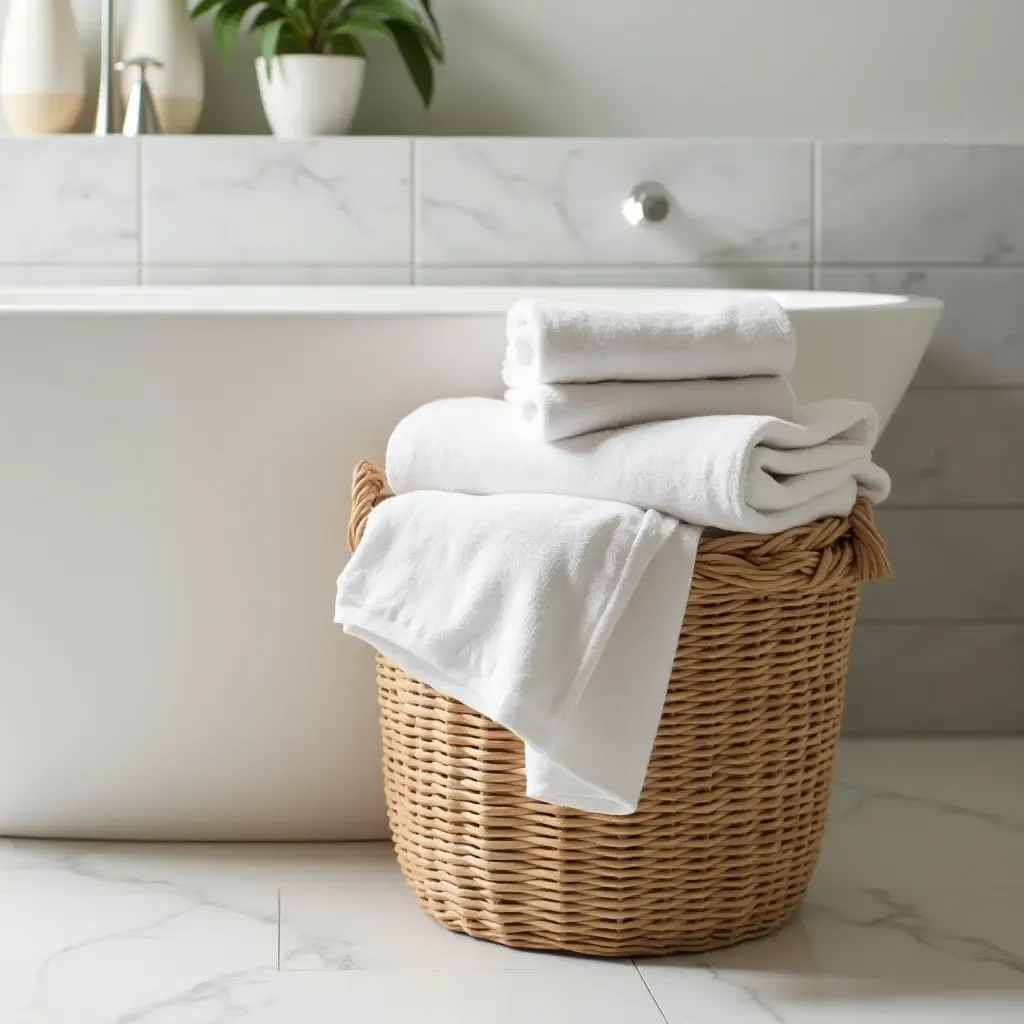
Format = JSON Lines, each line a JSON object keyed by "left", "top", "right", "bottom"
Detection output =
{"left": 637, "top": 885, "right": 1024, "bottom": 1023}
{"left": 1, "top": 740, "right": 1022, "bottom": 1022}
{"left": 208, "top": 966, "right": 665, "bottom": 1024}
{"left": 813, "top": 739, "right": 1024, "bottom": 888}
{"left": 0, "top": 841, "right": 278, "bottom": 1024}
{"left": 278, "top": 850, "right": 628, "bottom": 971}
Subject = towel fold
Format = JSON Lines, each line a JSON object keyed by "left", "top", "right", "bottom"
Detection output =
{"left": 386, "top": 397, "right": 890, "bottom": 534}
{"left": 336, "top": 490, "right": 700, "bottom": 814}
{"left": 506, "top": 296, "right": 797, "bottom": 384}
{"left": 503, "top": 376, "right": 798, "bottom": 441}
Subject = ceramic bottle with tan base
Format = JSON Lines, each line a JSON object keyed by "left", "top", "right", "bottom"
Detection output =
{"left": 121, "top": 0, "right": 204, "bottom": 134}
{"left": 0, "top": 0, "right": 85, "bottom": 135}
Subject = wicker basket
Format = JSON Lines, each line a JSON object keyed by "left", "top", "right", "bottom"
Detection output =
{"left": 348, "top": 460, "right": 891, "bottom": 958}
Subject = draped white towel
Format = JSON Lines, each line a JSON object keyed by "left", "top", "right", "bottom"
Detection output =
{"left": 386, "top": 397, "right": 890, "bottom": 534}
{"left": 505, "top": 296, "right": 797, "bottom": 384}
{"left": 336, "top": 490, "right": 701, "bottom": 815}
{"left": 503, "top": 376, "right": 798, "bottom": 441}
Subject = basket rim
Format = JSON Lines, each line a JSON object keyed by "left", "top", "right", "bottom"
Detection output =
{"left": 347, "top": 460, "right": 891, "bottom": 591}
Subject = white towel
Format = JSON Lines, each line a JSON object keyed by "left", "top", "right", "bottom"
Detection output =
{"left": 506, "top": 296, "right": 796, "bottom": 384}
{"left": 336, "top": 490, "right": 701, "bottom": 815}
{"left": 386, "top": 397, "right": 890, "bottom": 534}
{"left": 504, "top": 376, "right": 797, "bottom": 442}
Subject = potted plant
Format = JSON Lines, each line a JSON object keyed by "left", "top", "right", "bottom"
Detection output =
{"left": 190, "top": 0, "right": 442, "bottom": 137}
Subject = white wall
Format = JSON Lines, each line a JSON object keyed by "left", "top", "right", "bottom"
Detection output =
{"left": 3, "top": 0, "right": 1024, "bottom": 138}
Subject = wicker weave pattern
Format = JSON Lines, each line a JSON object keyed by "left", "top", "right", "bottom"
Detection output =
{"left": 349, "top": 461, "right": 890, "bottom": 957}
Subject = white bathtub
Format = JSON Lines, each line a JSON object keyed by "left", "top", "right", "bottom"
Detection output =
{"left": 0, "top": 286, "right": 941, "bottom": 840}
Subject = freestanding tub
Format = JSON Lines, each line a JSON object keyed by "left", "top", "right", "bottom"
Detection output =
{"left": 0, "top": 287, "right": 941, "bottom": 840}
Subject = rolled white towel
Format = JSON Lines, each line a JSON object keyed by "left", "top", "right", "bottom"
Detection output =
{"left": 386, "top": 397, "right": 890, "bottom": 534}
{"left": 504, "top": 376, "right": 797, "bottom": 442}
{"left": 506, "top": 296, "right": 796, "bottom": 384}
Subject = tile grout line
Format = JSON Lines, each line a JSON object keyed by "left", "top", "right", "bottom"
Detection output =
{"left": 104, "top": 260, "right": 816, "bottom": 270}
{"left": 905, "top": 384, "right": 1024, "bottom": 392}
{"left": 859, "top": 617, "right": 1024, "bottom": 627}
{"left": 414, "top": 261, "right": 819, "bottom": 270}
{"left": 815, "top": 260, "right": 1024, "bottom": 270}
{"left": 631, "top": 960, "right": 670, "bottom": 1023}
{"left": 879, "top": 504, "right": 1024, "bottom": 511}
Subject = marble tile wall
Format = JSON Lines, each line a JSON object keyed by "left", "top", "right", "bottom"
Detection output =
{"left": 0, "top": 136, "right": 1020, "bottom": 734}
{"left": 0, "top": 137, "right": 138, "bottom": 282}
{"left": 817, "top": 144, "right": 1024, "bottom": 735}
{"left": 416, "top": 139, "right": 812, "bottom": 267}
{"left": 0, "top": 136, "right": 817, "bottom": 287}
{"left": 140, "top": 137, "right": 414, "bottom": 283}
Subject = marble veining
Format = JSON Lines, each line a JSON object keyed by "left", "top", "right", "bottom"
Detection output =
{"left": 1, "top": 740, "right": 1021, "bottom": 1023}
{"left": 0, "top": 139, "right": 138, "bottom": 266}
{"left": 820, "top": 144, "right": 1024, "bottom": 265}
{"left": 812, "top": 741, "right": 1024, "bottom": 890}
{"left": 0, "top": 841, "right": 278, "bottom": 1024}
{"left": 877, "top": 389, "right": 1024, "bottom": 506}
{"left": 640, "top": 885, "right": 1024, "bottom": 1022}
{"left": 140, "top": 137, "right": 413, "bottom": 267}
{"left": 810, "top": 886, "right": 1024, "bottom": 975}
{"left": 819, "top": 268, "right": 1024, "bottom": 387}
{"left": 418, "top": 139, "right": 813, "bottom": 266}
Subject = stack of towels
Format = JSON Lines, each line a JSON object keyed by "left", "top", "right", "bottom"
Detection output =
{"left": 502, "top": 297, "right": 798, "bottom": 441}
{"left": 336, "top": 297, "right": 890, "bottom": 816}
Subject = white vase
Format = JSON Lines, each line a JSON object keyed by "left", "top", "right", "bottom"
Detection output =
{"left": 0, "top": 0, "right": 85, "bottom": 135}
{"left": 121, "top": 0, "right": 204, "bottom": 133}
{"left": 256, "top": 55, "right": 366, "bottom": 138}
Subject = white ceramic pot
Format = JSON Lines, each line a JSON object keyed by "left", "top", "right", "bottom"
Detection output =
{"left": 0, "top": 0, "right": 85, "bottom": 134}
{"left": 121, "top": 0, "right": 204, "bottom": 133}
{"left": 256, "top": 55, "right": 366, "bottom": 138}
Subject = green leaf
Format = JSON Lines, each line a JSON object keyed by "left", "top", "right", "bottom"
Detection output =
{"left": 383, "top": 18, "right": 434, "bottom": 107}
{"left": 326, "top": 30, "right": 367, "bottom": 57}
{"left": 191, "top": 0, "right": 443, "bottom": 76}
{"left": 251, "top": 6, "right": 285, "bottom": 29}
{"left": 333, "top": 12, "right": 393, "bottom": 39}
{"left": 419, "top": 0, "right": 442, "bottom": 54}
{"left": 276, "top": 22, "right": 307, "bottom": 54}
{"left": 259, "top": 16, "right": 285, "bottom": 74}
{"left": 190, "top": 0, "right": 223, "bottom": 20}
{"left": 346, "top": 0, "right": 442, "bottom": 61}
{"left": 211, "top": 0, "right": 259, "bottom": 62}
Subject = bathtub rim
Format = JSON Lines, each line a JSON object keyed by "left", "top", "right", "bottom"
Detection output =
{"left": 0, "top": 285, "right": 943, "bottom": 317}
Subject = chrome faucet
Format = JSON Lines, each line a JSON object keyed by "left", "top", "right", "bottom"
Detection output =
{"left": 95, "top": 0, "right": 121, "bottom": 134}
{"left": 117, "top": 57, "right": 164, "bottom": 135}
{"left": 623, "top": 182, "right": 671, "bottom": 226}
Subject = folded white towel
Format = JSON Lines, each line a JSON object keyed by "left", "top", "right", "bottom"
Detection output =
{"left": 386, "top": 398, "right": 890, "bottom": 534}
{"left": 504, "top": 376, "right": 797, "bottom": 441}
{"left": 506, "top": 296, "right": 796, "bottom": 384}
{"left": 336, "top": 490, "right": 700, "bottom": 814}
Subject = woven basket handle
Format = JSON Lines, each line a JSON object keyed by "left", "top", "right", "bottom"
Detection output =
{"left": 849, "top": 499, "right": 893, "bottom": 582}
{"left": 348, "top": 461, "right": 391, "bottom": 552}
